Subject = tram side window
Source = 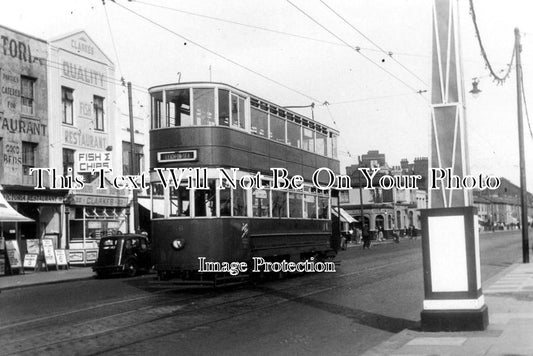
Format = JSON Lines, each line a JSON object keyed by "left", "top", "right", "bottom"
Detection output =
{"left": 233, "top": 185, "right": 248, "bottom": 216}
{"left": 304, "top": 190, "right": 317, "bottom": 219}
{"left": 220, "top": 179, "right": 231, "bottom": 216}
{"left": 251, "top": 107, "right": 268, "bottom": 137}
{"left": 218, "top": 89, "right": 230, "bottom": 126}
{"left": 194, "top": 179, "right": 216, "bottom": 217}
{"left": 302, "top": 126, "right": 315, "bottom": 152}
{"left": 252, "top": 188, "right": 270, "bottom": 217}
{"left": 151, "top": 183, "right": 165, "bottom": 219}
{"left": 287, "top": 120, "right": 301, "bottom": 148}
{"left": 231, "top": 94, "right": 246, "bottom": 129}
{"left": 270, "top": 115, "right": 286, "bottom": 143}
{"left": 331, "top": 134, "right": 338, "bottom": 159}
{"left": 315, "top": 131, "right": 327, "bottom": 156}
{"left": 151, "top": 91, "right": 163, "bottom": 129}
{"left": 318, "top": 194, "right": 329, "bottom": 219}
{"left": 289, "top": 192, "right": 303, "bottom": 218}
{"left": 167, "top": 89, "right": 191, "bottom": 127}
{"left": 272, "top": 190, "right": 287, "bottom": 218}
{"left": 193, "top": 88, "right": 215, "bottom": 126}
{"left": 170, "top": 186, "right": 190, "bottom": 217}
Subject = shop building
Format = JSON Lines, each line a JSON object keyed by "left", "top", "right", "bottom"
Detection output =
{"left": 47, "top": 31, "right": 125, "bottom": 264}
{"left": 0, "top": 25, "right": 67, "bottom": 257}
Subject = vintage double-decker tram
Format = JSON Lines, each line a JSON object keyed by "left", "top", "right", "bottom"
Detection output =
{"left": 149, "top": 82, "right": 341, "bottom": 284}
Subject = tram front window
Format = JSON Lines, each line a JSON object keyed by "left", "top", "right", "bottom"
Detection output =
{"left": 170, "top": 185, "right": 190, "bottom": 217}
{"left": 167, "top": 89, "right": 191, "bottom": 127}
{"left": 151, "top": 183, "right": 165, "bottom": 219}
{"left": 194, "top": 179, "right": 216, "bottom": 217}
{"left": 270, "top": 114, "right": 286, "bottom": 143}
{"left": 218, "top": 89, "right": 230, "bottom": 126}
{"left": 231, "top": 94, "right": 245, "bottom": 129}
{"left": 220, "top": 179, "right": 231, "bottom": 216}
{"left": 193, "top": 88, "right": 215, "bottom": 126}
{"left": 304, "top": 188, "right": 317, "bottom": 219}
{"left": 316, "top": 131, "right": 327, "bottom": 156}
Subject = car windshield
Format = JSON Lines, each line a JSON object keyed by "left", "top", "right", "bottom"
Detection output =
{"left": 101, "top": 238, "right": 118, "bottom": 250}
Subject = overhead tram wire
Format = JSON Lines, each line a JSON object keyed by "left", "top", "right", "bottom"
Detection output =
{"left": 111, "top": 0, "right": 322, "bottom": 104}
{"left": 130, "top": 0, "right": 394, "bottom": 57}
{"left": 319, "top": 0, "right": 428, "bottom": 87}
{"left": 285, "top": 0, "right": 426, "bottom": 101}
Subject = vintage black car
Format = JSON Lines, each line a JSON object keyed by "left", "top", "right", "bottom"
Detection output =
{"left": 93, "top": 234, "right": 152, "bottom": 278}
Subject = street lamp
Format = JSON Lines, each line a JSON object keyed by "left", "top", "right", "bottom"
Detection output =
{"left": 469, "top": 78, "right": 482, "bottom": 98}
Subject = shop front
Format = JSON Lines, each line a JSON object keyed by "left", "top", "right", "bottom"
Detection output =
{"left": 66, "top": 179, "right": 129, "bottom": 265}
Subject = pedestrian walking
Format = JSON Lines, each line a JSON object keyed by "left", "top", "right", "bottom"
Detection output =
{"left": 362, "top": 224, "right": 371, "bottom": 249}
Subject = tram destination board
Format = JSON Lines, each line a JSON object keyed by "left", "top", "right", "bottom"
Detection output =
{"left": 157, "top": 150, "right": 197, "bottom": 163}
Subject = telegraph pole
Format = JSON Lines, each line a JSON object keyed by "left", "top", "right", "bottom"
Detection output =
{"left": 127, "top": 82, "right": 139, "bottom": 233}
{"left": 514, "top": 28, "right": 529, "bottom": 263}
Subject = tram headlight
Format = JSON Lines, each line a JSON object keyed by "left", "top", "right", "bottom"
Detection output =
{"left": 172, "top": 238, "right": 185, "bottom": 250}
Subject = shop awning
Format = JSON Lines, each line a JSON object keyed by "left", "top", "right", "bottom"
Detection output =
{"left": 0, "top": 185, "right": 34, "bottom": 222}
{"left": 332, "top": 207, "right": 357, "bottom": 224}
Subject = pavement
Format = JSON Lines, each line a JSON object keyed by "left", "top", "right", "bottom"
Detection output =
{"left": 0, "top": 266, "right": 94, "bottom": 291}
{"left": 362, "top": 262, "right": 533, "bottom": 356}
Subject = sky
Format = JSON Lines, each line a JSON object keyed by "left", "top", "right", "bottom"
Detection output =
{"left": 2, "top": 0, "right": 533, "bottom": 190}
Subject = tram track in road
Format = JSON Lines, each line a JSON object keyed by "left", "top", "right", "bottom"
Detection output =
{"left": 1, "top": 251, "right": 421, "bottom": 355}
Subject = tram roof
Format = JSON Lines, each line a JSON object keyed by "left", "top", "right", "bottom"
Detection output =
{"left": 148, "top": 81, "right": 339, "bottom": 135}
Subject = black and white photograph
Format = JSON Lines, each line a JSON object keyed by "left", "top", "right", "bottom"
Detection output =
{"left": 1, "top": 1, "right": 533, "bottom": 355}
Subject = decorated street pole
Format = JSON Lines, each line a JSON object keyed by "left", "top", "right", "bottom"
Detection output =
{"left": 420, "top": 0, "right": 488, "bottom": 331}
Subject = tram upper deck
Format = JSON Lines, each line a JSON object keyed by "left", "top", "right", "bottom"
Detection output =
{"left": 149, "top": 82, "right": 340, "bottom": 181}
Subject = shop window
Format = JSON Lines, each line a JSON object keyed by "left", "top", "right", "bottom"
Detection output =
{"left": 93, "top": 95, "right": 105, "bottom": 131}
{"left": 233, "top": 185, "right": 248, "bottom": 216}
{"left": 122, "top": 141, "right": 144, "bottom": 175}
{"left": 193, "top": 88, "right": 215, "bottom": 126}
{"left": 166, "top": 88, "right": 191, "bottom": 126}
{"left": 269, "top": 115, "right": 285, "bottom": 143}
{"left": 287, "top": 120, "right": 301, "bottom": 148}
{"left": 231, "top": 94, "right": 246, "bottom": 129}
{"left": 218, "top": 89, "right": 230, "bottom": 126}
{"left": 251, "top": 107, "right": 268, "bottom": 137}
{"left": 194, "top": 179, "right": 216, "bottom": 217}
{"left": 170, "top": 185, "right": 190, "bottom": 217}
{"left": 272, "top": 190, "right": 287, "bottom": 218}
{"left": 22, "top": 142, "right": 37, "bottom": 175}
{"left": 63, "top": 148, "right": 75, "bottom": 176}
{"left": 62, "top": 87, "right": 74, "bottom": 125}
{"left": 21, "top": 76, "right": 35, "bottom": 115}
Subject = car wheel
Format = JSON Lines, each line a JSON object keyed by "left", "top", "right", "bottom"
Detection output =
{"left": 124, "top": 260, "right": 138, "bottom": 277}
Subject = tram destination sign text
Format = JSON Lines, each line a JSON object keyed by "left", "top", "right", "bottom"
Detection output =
{"left": 157, "top": 150, "right": 197, "bottom": 163}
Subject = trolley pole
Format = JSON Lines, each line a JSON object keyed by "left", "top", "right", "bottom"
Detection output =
{"left": 514, "top": 28, "right": 529, "bottom": 263}
{"left": 127, "top": 82, "right": 139, "bottom": 233}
